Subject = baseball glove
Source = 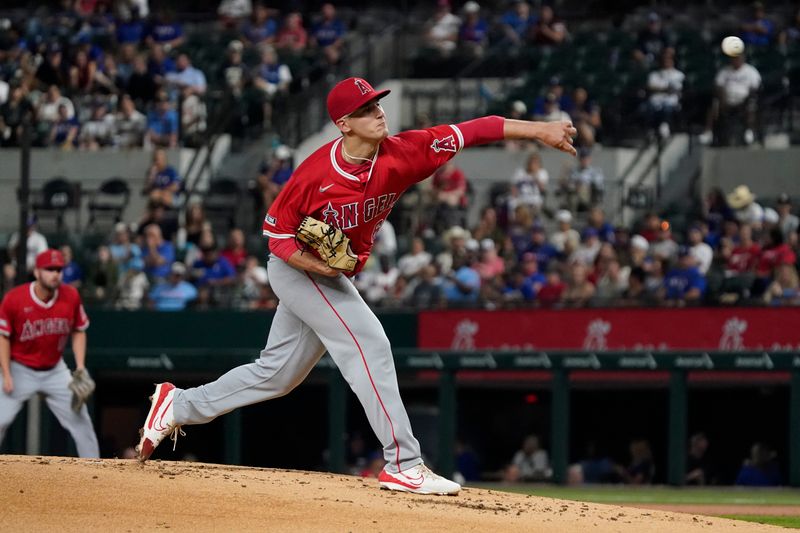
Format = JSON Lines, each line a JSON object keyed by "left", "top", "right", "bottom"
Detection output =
{"left": 68, "top": 368, "right": 96, "bottom": 413}
{"left": 296, "top": 216, "right": 358, "bottom": 272}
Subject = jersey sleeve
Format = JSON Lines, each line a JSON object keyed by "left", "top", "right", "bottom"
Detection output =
{"left": 262, "top": 175, "right": 306, "bottom": 241}
{"left": 0, "top": 294, "right": 13, "bottom": 337}
{"left": 392, "top": 116, "right": 504, "bottom": 185}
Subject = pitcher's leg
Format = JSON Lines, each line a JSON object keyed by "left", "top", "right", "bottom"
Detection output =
{"left": 173, "top": 303, "right": 326, "bottom": 426}
{"left": 41, "top": 361, "right": 99, "bottom": 458}
{"left": 274, "top": 267, "right": 422, "bottom": 473}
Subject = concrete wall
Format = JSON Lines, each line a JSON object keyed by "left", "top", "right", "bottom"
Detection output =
{"left": 700, "top": 147, "right": 800, "bottom": 201}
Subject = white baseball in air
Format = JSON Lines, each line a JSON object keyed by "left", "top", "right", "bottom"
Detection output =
{"left": 721, "top": 36, "right": 745, "bottom": 57}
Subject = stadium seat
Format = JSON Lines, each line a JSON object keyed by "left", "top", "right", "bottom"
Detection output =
{"left": 29, "top": 177, "right": 82, "bottom": 233}
{"left": 88, "top": 178, "right": 130, "bottom": 230}
{"left": 203, "top": 178, "right": 243, "bottom": 230}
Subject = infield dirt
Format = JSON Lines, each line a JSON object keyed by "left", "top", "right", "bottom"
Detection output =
{"left": 0, "top": 455, "right": 784, "bottom": 532}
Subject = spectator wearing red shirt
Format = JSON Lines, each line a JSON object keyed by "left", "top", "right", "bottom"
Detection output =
{"left": 756, "top": 228, "right": 796, "bottom": 287}
{"left": 537, "top": 269, "right": 566, "bottom": 307}
{"left": 276, "top": 12, "right": 308, "bottom": 55}
{"left": 220, "top": 228, "right": 248, "bottom": 269}
{"left": 432, "top": 161, "right": 468, "bottom": 232}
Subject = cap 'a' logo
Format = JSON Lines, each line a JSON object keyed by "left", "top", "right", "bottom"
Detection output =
{"left": 431, "top": 134, "right": 457, "bottom": 153}
{"left": 354, "top": 79, "right": 371, "bottom": 95}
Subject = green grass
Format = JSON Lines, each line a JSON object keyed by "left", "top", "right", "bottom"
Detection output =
{"left": 720, "top": 515, "right": 800, "bottom": 529}
{"left": 480, "top": 485, "right": 800, "bottom": 506}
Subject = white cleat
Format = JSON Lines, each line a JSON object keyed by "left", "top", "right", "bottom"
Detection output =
{"left": 135, "top": 382, "right": 184, "bottom": 462}
{"left": 379, "top": 464, "right": 461, "bottom": 495}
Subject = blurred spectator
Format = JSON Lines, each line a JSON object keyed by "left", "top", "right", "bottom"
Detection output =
{"left": 180, "top": 86, "right": 208, "bottom": 147}
{"left": 735, "top": 442, "right": 781, "bottom": 486}
{"left": 149, "top": 44, "right": 177, "bottom": 81}
{"left": 570, "top": 228, "right": 601, "bottom": 266}
{"left": 519, "top": 225, "right": 558, "bottom": 272}
{"left": 252, "top": 46, "right": 292, "bottom": 129}
{"left": 639, "top": 212, "right": 661, "bottom": 242}
{"left": 633, "top": 12, "right": 673, "bottom": 67}
{"left": 455, "top": 440, "right": 481, "bottom": 483}
{"left": 501, "top": 1, "right": 536, "bottom": 47}
{"left": 191, "top": 243, "right": 237, "bottom": 289}
{"left": 754, "top": 227, "right": 797, "bottom": 296}
{"left": 0, "top": 85, "right": 34, "bottom": 147}
{"left": 373, "top": 220, "right": 398, "bottom": 262}
{"left": 568, "top": 441, "right": 618, "bottom": 484}
{"left": 550, "top": 210, "right": 580, "bottom": 254}
{"left": 49, "top": 103, "right": 80, "bottom": 149}
{"left": 217, "top": 0, "right": 252, "bottom": 27}
{"left": 276, "top": 12, "right": 308, "bottom": 55}
{"left": 146, "top": 91, "right": 179, "bottom": 148}
{"left": 141, "top": 223, "right": 175, "bottom": 281}
{"left": 127, "top": 54, "right": 158, "bottom": 104}
{"left": 39, "top": 86, "right": 75, "bottom": 125}
{"left": 60, "top": 244, "right": 82, "bottom": 288}
{"left": 443, "top": 254, "right": 480, "bottom": 305}
{"left": 1, "top": 262, "right": 16, "bottom": 298}
{"left": 537, "top": 269, "right": 566, "bottom": 307}
{"left": 357, "top": 255, "right": 399, "bottom": 306}
{"left": 458, "top": 1, "right": 488, "bottom": 58}
{"left": 221, "top": 227, "right": 247, "bottom": 269}
{"left": 472, "top": 206, "right": 505, "bottom": 245}
{"left": 116, "top": 9, "right": 146, "bottom": 45}
{"left": 508, "top": 152, "right": 548, "bottom": 215}
{"left": 776, "top": 194, "right": 799, "bottom": 247}
{"left": 311, "top": 3, "right": 347, "bottom": 67}
{"left": 242, "top": 3, "right": 278, "bottom": 46}
{"left": 568, "top": 87, "right": 601, "bottom": 147}
{"left": 143, "top": 148, "right": 182, "bottom": 207}
{"left": 628, "top": 234, "right": 650, "bottom": 268}
{"left": 256, "top": 144, "right": 293, "bottom": 211}
{"left": 506, "top": 435, "right": 552, "bottom": 482}
{"left": 425, "top": 0, "right": 461, "bottom": 57}
{"left": 530, "top": 5, "right": 567, "bottom": 46}
{"left": 651, "top": 221, "right": 678, "bottom": 262}
{"left": 149, "top": 262, "right": 198, "bottom": 311}
{"left": 183, "top": 203, "right": 209, "bottom": 247}
{"left": 237, "top": 255, "right": 268, "bottom": 307}
{"left": 85, "top": 245, "right": 118, "bottom": 303}
{"left": 727, "top": 185, "right": 764, "bottom": 228}
{"left": 109, "top": 222, "right": 142, "bottom": 272}
{"left": 778, "top": 9, "right": 800, "bottom": 47}
{"left": 722, "top": 222, "right": 758, "bottom": 297}
{"left": 36, "top": 46, "right": 68, "bottom": 89}
{"left": 594, "top": 257, "right": 628, "bottom": 303}
{"left": 763, "top": 263, "right": 800, "bottom": 305}
{"left": 646, "top": 49, "right": 684, "bottom": 139}
{"left": 147, "top": 10, "right": 185, "bottom": 50}
{"left": 660, "top": 248, "right": 706, "bottom": 304}
{"left": 165, "top": 53, "right": 207, "bottom": 98}
{"left": 8, "top": 216, "right": 48, "bottom": 272}
{"left": 67, "top": 49, "right": 96, "bottom": 94}
{"left": 740, "top": 2, "right": 774, "bottom": 47}
{"left": 701, "top": 55, "right": 761, "bottom": 146}
{"left": 79, "top": 104, "right": 115, "bottom": 150}
{"left": 621, "top": 266, "right": 652, "bottom": 305}
{"left": 115, "top": 256, "right": 149, "bottom": 310}
{"left": 432, "top": 161, "right": 468, "bottom": 232}
{"left": 222, "top": 40, "right": 247, "bottom": 99}
{"left": 408, "top": 264, "right": 444, "bottom": 308}
{"left": 561, "top": 262, "right": 595, "bottom": 306}
{"left": 534, "top": 92, "right": 570, "bottom": 123}
{"left": 688, "top": 225, "right": 713, "bottom": 275}
{"left": 618, "top": 439, "right": 655, "bottom": 484}
{"left": 115, "top": 94, "right": 146, "bottom": 148}
{"left": 560, "top": 149, "right": 604, "bottom": 212}
{"left": 587, "top": 207, "right": 615, "bottom": 243}
{"left": 397, "top": 237, "right": 432, "bottom": 279}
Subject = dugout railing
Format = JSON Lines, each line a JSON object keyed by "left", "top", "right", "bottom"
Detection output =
{"left": 6, "top": 348, "right": 799, "bottom": 487}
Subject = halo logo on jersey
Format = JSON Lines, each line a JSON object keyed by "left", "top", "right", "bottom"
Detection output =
{"left": 431, "top": 135, "right": 457, "bottom": 153}
{"left": 354, "top": 78, "right": 371, "bottom": 95}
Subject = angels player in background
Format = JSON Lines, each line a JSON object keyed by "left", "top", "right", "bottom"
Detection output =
{"left": 0, "top": 249, "right": 99, "bottom": 457}
{"left": 137, "top": 77, "right": 576, "bottom": 494}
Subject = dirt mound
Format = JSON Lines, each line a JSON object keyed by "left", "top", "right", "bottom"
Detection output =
{"left": 0, "top": 455, "right": 781, "bottom": 532}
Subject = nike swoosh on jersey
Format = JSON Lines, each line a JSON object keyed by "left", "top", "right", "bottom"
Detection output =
{"left": 319, "top": 184, "right": 334, "bottom": 192}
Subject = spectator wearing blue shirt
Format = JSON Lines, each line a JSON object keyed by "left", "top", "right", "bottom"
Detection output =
{"left": 740, "top": 2, "right": 774, "bottom": 47}
{"left": 587, "top": 206, "right": 615, "bottom": 243}
{"left": 253, "top": 46, "right": 292, "bottom": 128}
{"left": 49, "top": 104, "right": 79, "bottom": 149}
{"left": 149, "top": 262, "right": 198, "bottom": 311}
{"left": 520, "top": 226, "right": 559, "bottom": 273}
{"left": 142, "top": 224, "right": 175, "bottom": 280}
{"left": 146, "top": 91, "right": 179, "bottom": 148}
{"left": 60, "top": 244, "right": 82, "bottom": 288}
{"left": 660, "top": 248, "right": 706, "bottom": 304}
{"left": 501, "top": 1, "right": 537, "bottom": 46}
{"left": 110, "top": 222, "right": 142, "bottom": 274}
{"left": 459, "top": 1, "right": 489, "bottom": 58}
{"left": 257, "top": 144, "right": 294, "bottom": 211}
{"left": 144, "top": 148, "right": 182, "bottom": 207}
{"left": 192, "top": 244, "right": 237, "bottom": 288}
{"left": 146, "top": 11, "right": 185, "bottom": 49}
{"left": 116, "top": 14, "right": 146, "bottom": 44}
{"left": 735, "top": 442, "right": 781, "bottom": 487}
{"left": 165, "top": 53, "right": 207, "bottom": 98}
{"left": 444, "top": 255, "right": 481, "bottom": 305}
{"left": 147, "top": 44, "right": 176, "bottom": 81}
{"left": 311, "top": 3, "right": 347, "bottom": 66}
{"left": 242, "top": 3, "right": 278, "bottom": 45}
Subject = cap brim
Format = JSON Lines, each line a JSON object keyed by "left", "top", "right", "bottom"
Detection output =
{"left": 340, "top": 89, "right": 391, "bottom": 120}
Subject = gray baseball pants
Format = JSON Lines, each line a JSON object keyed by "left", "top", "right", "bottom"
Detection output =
{"left": 173, "top": 257, "right": 422, "bottom": 473}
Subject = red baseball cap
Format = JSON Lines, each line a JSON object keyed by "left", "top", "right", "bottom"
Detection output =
{"left": 35, "top": 249, "right": 65, "bottom": 269}
{"left": 327, "top": 77, "right": 390, "bottom": 123}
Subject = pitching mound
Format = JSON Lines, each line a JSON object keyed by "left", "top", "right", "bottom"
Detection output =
{"left": 0, "top": 455, "right": 782, "bottom": 532}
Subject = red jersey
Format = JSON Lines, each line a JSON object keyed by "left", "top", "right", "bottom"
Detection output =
{"left": 757, "top": 244, "right": 796, "bottom": 277}
{"left": 0, "top": 283, "right": 89, "bottom": 370}
{"left": 726, "top": 243, "right": 761, "bottom": 273}
{"left": 263, "top": 117, "right": 504, "bottom": 272}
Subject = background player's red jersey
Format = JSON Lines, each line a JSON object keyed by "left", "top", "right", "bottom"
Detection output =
{"left": 0, "top": 283, "right": 89, "bottom": 370}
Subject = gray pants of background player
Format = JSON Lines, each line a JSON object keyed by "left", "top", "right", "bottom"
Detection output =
{"left": 174, "top": 257, "right": 422, "bottom": 473}
{"left": 0, "top": 359, "right": 100, "bottom": 457}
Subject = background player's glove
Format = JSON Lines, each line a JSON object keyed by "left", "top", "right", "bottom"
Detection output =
{"left": 68, "top": 368, "right": 96, "bottom": 413}
{"left": 296, "top": 216, "right": 358, "bottom": 272}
